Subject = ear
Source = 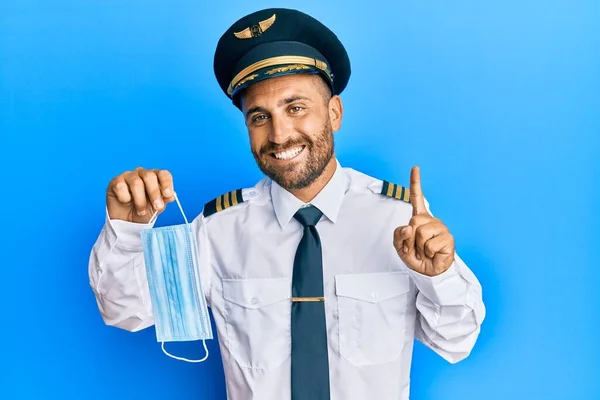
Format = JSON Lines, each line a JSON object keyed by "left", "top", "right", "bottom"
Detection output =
{"left": 328, "top": 95, "right": 343, "bottom": 132}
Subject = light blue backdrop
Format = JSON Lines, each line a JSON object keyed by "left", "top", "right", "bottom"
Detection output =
{"left": 1, "top": 1, "right": 598, "bottom": 399}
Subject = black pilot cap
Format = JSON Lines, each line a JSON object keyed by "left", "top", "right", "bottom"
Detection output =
{"left": 213, "top": 8, "right": 351, "bottom": 108}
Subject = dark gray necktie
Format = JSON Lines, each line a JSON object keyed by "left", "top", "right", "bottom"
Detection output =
{"left": 291, "top": 205, "right": 331, "bottom": 400}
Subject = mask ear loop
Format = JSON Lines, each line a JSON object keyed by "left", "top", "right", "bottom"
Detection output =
{"left": 148, "top": 192, "right": 189, "bottom": 225}
{"left": 160, "top": 340, "right": 209, "bottom": 363}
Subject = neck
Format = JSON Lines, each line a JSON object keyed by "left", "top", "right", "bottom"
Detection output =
{"left": 288, "top": 156, "right": 338, "bottom": 203}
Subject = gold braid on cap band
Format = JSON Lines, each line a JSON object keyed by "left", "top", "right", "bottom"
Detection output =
{"left": 227, "top": 56, "right": 332, "bottom": 95}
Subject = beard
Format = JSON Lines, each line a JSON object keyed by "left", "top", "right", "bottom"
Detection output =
{"left": 251, "top": 118, "right": 334, "bottom": 190}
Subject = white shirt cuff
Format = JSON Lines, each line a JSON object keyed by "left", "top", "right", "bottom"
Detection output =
{"left": 105, "top": 208, "right": 155, "bottom": 252}
{"left": 408, "top": 262, "right": 468, "bottom": 305}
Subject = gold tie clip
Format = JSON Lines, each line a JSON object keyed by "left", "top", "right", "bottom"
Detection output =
{"left": 291, "top": 297, "right": 326, "bottom": 302}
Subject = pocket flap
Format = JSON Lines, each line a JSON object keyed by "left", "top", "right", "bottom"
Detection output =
{"left": 223, "top": 278, "right": 290, "bottom": 309}
{"left": 335, "top": 271, "right": 410, "bottom": 303}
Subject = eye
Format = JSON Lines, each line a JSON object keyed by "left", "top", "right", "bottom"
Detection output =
{"left": 251, "top": 114, "right": 269, "bottom": 124}
{"left": 289, "top": 106, "right": 304, "bottom": 113}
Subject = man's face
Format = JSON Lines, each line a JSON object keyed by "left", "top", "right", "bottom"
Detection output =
{"left": 240, "top": 74, "right": 342, "bottom": 190}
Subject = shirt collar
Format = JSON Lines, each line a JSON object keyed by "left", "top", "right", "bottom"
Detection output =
{"left": 271, "top": 158, "right": 348, "bottom": 229}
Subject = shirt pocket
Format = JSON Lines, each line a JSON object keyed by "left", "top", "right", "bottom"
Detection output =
{"left": 335, "top": 271, "right": 411, "bottom": 366}
{"left": 222, "top": 278, "right": 291, "bottom": 370}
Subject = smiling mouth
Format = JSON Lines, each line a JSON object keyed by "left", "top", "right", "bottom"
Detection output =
{"left": 270, "top": 145, "right": 306, "bottom": 160}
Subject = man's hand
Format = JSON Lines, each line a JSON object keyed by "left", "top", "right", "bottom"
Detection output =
{"left": 393, "top": 166, "right": 455, "bottom": 277}
{"left": 106, "top": 167, "right": 176, "bottom": 223}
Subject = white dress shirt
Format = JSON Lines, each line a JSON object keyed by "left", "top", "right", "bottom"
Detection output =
{"left": 88, "top": 159, "right": 485, "bottom": 400}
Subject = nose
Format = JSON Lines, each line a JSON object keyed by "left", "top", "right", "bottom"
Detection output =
{"left": 268, "top": 114, "right": 291, "bottom": 144}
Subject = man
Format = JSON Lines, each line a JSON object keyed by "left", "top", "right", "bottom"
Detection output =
{"left": 88, "top": 7, "right": 485, "bottom": 400}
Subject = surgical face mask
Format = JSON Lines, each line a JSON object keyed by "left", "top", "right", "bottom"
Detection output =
{"left": 140, "top": 193, "right": 213, "bottom": 363}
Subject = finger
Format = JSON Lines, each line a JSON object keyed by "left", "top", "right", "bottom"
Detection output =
{"left": 139, "top": 170, "right": 164, "bottom": 212}
{"left": 109, "top": 176, "right": 132, "bottom": 204}
{"left": 394, "top": 225, "right": 413, "bottom": 254}
{"left": 410, "top": 166, "right": 427, "bottom": 216}
{"left": 433, "top": 246, "right": 455, "bottom": 272}
{"left": 415, "top": 221, "right": 445, "bottom": 260}
{"left": 423, "top": 232, "right": 454, "bottom": 259}
{"left": 124, "top": 172, "right": 148, "bottom": 216}
{"left": 156, "top": 169, "right": 175, "bottom": 201}
{"left": 395, "top": 225, "right": 413, "bottom": 241}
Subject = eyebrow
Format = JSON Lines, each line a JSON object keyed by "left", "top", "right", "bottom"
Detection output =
{"left": 245, "top": 96, "right": 312, "bottom": 119}
{"left": 278, "top": 95, "right": 311, "bottom": 107}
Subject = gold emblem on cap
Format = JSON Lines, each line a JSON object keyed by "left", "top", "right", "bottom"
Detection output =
{"left": 265, "top": 64, "right": 310, "bottom": 75}
{"left": 234, "top": 13, "right": 276, "bottom": 39}
{"left": 236, "top": 73, "right": 259, "bottom": 87}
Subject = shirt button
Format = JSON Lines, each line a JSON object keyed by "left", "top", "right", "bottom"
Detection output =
{"left": 372, "top": 291, "right": 379, "bottom": 300}
{"left": 250, "top": 298, "right": 258, "bottom": 305}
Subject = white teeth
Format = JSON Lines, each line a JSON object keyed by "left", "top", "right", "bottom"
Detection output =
{"left": 274, "top": 146, "right": 303, "bottom": 160}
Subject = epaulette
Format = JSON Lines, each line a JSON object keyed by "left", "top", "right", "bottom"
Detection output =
{"left": 203, "top": 188, "right": 245, "bottom": 217}
{"left": 381, "top": 180, "right": 411, "bottom": 203}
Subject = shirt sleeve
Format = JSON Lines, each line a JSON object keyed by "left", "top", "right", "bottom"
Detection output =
{"left": 87, "top": 208, "right": 211, "bottom": 332}
{"left": 409, "top": 197, "right": 486, "bottom": 363}
{"left": 410, "top": 253, "right": 486, "bottom": 364}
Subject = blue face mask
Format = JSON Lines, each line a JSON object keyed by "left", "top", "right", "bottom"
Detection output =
{"left": 140, "top": 193, "right": 213, "bottom": 363}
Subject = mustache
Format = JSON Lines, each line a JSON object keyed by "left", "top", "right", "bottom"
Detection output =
{"left": 259, "top": 136, "right": 312, "bottom": 155}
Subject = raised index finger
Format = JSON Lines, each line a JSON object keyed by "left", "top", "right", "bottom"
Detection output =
{"left": 410, "top": 166, "right": 426, "bottom": 215}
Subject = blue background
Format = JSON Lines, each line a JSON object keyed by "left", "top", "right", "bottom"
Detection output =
{"left": 1, "top": 0, "right": 598, "bottom": 399}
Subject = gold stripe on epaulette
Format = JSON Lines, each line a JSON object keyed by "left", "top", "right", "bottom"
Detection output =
{"left": 381, "top": 180, "right": 411, "bottom": 203}
{"left": 203, "top": 188, "right": 245, "bottom": 217}
{"left": 223, "top": 192, "right": 230, "bottom": 209}
{"left": 216, "top": 195, "right": 222, "bottom": 212}
{"left": 386, "top": 182, "right": 394, "bottom": 197}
